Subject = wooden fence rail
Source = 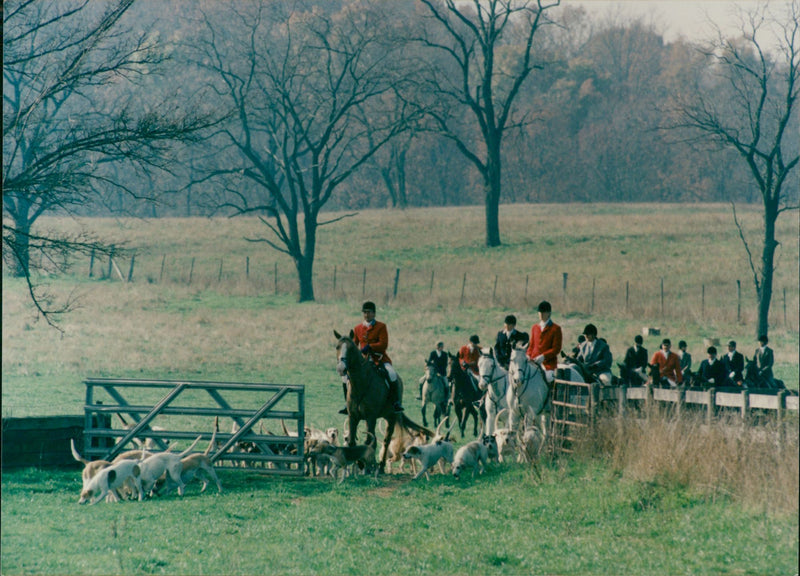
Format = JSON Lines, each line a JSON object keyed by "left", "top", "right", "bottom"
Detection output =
{"left": 550, "top": 373, "right": 799, "bottom": 455}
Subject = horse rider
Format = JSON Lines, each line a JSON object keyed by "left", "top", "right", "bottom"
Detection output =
{"left": 495, "top": 314, "right": 529, "bottom": 370}
{"left": 620, "top": 334, "right": 648, "bottom": 385}
{"left": 458, "top": 335, "right": 482, "bottom": 391}
{"left": 340, "top": 301, "right": 403, "bottom": 414}
{"left": 526, "top": 300, "right": 563, "bottom": 384}
{"left": 576, "top": 323, "right": 613, "bottom": 385}
{"left": 697, "top": 346, "right": 726, "bottom": 387}
{"left": 417, "top": 341, "right": 449, "bottom": 400}
{"left": 753, "top": 334, "right": 776, "bottom": 388}
{"left": 722, "top": 340, "right": 745, "bottom": 387}
{"left": 650, "top": 338, "right": 683, "bottom": 387}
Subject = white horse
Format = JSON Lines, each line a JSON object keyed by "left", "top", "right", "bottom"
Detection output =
{"left": 477, "top": 348, "right": 509, "bottom": 436}
{"left": 507, "top": 346, "right": 550, "bottom": 434}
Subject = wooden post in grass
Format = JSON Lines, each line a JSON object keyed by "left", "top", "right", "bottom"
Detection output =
{"left": 333, "top": 266, "right": 337, "bottom": 293}
{"left": 89, "top": 249, "right": 95, "bottom": 277}
{"left": 625, "top": 281, "right": 629, "bottom": 315}
{"left": 783, "top": 287, "right": 787, "bottom": 326}
{"left": 127, "top": 255, "right": 136, "bottom": 283}
{"left": 460, "top": 273, "right": 467, "bottom": 306}
{"left": 393, "top": 268, "right": 400, "bottom": 299}
{"left": 107, "top": 246, "right": 115, "bottom": 279}
{"left": 737, "top": 280, "right": 741, "bottom": 322}
{"left": 159, "top": 255, "right": 166, "bottom": 283}
{"left": 776, "top": 389, "right": 787, "bottom": 454}
{"left": 218, "top": 259, "right": 223, "bottom": 282}
{"left": 702, "top": 284, "right": 705, "bottom": 320}
{"left": 429, "top": 270, "right": 434, "bottom": 295}
{"left": 362, "top": 268, "right": 367, "bottom": 297}
{"left": 706, "top": 388, "right": 716, "bottom": 425}
{"left": 524, "top": 274, "right": 529, "bottom": 303}
{"left": 246, "top": 256, "right": 250, "bottom": 279}
{"left": 617, "top": 385, "right": 626, "bottom": 417}
{"left": 562, "top": 272, "right": 568, "bottom": 310}
{"left": 492, "top": 275, "right": 498, "bottom": 301}
{"left": 189, "top": 257, "right": 195, "bottom": 285}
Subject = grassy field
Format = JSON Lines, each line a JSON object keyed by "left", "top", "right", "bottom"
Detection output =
{"left": 2, "top": 203, "right": 799, "bottom": 575}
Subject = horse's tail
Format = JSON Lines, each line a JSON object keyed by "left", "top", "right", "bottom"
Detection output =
{"left": 398, "top": 413, "right": 434, "bottom": 439}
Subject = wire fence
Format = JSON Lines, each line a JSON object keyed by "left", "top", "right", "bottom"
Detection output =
{"left": 87, "top": 249, "right": 799, "bottom": 330}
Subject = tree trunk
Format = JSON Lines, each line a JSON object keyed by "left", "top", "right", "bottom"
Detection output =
{"left": 296, "top": 256, "right": 315, "bottom": 302}
{"left": 484, "top": 146, "right": 502, "bottom": 247}
{"left": 11, "top": 221, "right": 31, "bottom": 278}
{"left": 756, "top": 205, "right": 778, "bottom": 337}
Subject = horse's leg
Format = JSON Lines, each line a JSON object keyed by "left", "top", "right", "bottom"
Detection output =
{"left": 347, "top": 416, "right": 359, "bottom": 447}
{"left": 421, "top": 401, "right": 428, "bottom": 427}
{"left": 380, "top": 416, "right": 395, "bottom": 474}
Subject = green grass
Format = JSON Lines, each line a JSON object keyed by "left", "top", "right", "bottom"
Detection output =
{"left": 2, "top": 203, "right": 798, "bottom": 574}
{"left": 2, "top": 460, "right": 797, "bottom": 576}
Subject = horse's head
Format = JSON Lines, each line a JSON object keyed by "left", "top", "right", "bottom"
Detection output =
{"left": 477, "top": 348, "right": 504, "bottom": 392}
{"left": 508, "top": 347, "right": 528, "bottom": 385}
{"left": 334, "top": 329, "right": 357, "bottom": 377}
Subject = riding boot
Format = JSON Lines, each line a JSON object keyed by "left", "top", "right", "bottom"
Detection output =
{"left": 338, "top": 382, "right": 348, "bottom": 415}
{"left": 389, "top": 379, "right": 404, "bottom": 412}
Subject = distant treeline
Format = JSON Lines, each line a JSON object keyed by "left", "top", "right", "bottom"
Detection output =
{"left": 77, "top": 3, "right": 797, "bottom": 218}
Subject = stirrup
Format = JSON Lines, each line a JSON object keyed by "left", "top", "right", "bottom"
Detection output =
{"left": 338, "top": 407, "right": 348, "bottom": 415}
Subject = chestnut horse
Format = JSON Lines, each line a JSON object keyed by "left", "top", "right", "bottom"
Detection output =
{"left": 334, "top": 330, "right": 431, "bottom": 473}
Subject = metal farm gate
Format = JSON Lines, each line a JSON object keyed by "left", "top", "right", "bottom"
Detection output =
{"left": 548, "top": 369, "right": 598, "bottom": 455}
{"left": 82, "top": 378, "right": 305, "bottom": 475}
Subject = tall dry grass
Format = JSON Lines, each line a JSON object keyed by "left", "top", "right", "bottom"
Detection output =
{"left": 577, "top": 410, "right": 800, "bottom": 515}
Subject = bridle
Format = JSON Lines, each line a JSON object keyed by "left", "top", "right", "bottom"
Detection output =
{"left": 479, "top": 354, "right": 507, "bottom": 399}
{"left": 509, "top": 355, "right": 542, "bottom": 399}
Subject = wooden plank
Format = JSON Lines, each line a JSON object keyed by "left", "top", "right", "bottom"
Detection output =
{"left": 625, "top": 387, "right": 647, "bottom": 400}
{"left": 653, "top": 388, "right": 680, "bottom": 402}
{"left": 748, "top": 394, "right": 779, "bottom": 410}
{"left": 685, "top": 390, "right": 710, "bottom": 405}
{"left": 786, "top": 395, "right": 799, "bottom": 411}
{"left": 715, "top": 392, "right": 744, "bottom": 408}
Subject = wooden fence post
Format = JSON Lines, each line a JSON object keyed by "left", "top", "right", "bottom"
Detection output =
{"left": 127, "top": 255, "right": 136, "bottom": 283}
{"left": 676, "top": 387, "right": 685, "bottom": 419}
{"left": 776, "top": 389, "right": 787, "bottom": 454}
{"left": 701, "top": 284, "right": 705, "bottom": 320}
{"left": 524, "top": 274, "right": 529, "bottom": 303}
{"left": 492, "top": 275, "right": 498, "bottom": 301}
{"left": 362, "top": 268, "right": 367, "bottom": 297}
{"left": 741, "top": 389, "right": 749, "bottom": 422}
{"left": 625, "top": 281, "right": 629, "bottom": 315}
{"left": 618, "top": 385, "right": 626, "bottom": 418}
{"left": 737, "top": 280, "right": 741, "bottom": 322}
{"left": 246, "top": 256, "right": 250, "bottom": 280}
{"left": 562, "top": 272, "right": 568, "bottom": 310}
{"left": 460, "top": 273, "right": 467, "bottom": 307}
{"left": 393, "top": 268, "right": 400, "bottom": 299}
{"left": 429, "top": 270, "right": 434, "bottom": 295}
{"left": 218, "top": 259, "right": 223, "bottom": 282}
{"left": 159, "top": 255, "right": 166, "bottom": 283}
{"left": 706, "top": 388, "right": 716, "bottom": 425}
{"left": 89, "top": 249, "right": 95, "bottom": 278}
{"left": 107, "top": 246, "right": 115, "bottom": 279}
{"left": 188, "top": 257, "right": 195, "bottom": 285}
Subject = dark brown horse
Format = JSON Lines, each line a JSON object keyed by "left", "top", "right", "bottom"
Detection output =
{"left": 334, "top": 330, "right": 431, "bottom": 473}
{"left": 447, "top": 352, "right": 485, "bottom": 439}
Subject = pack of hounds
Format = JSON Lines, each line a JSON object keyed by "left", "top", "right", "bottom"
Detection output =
{"left": 72, "top": 410, "right": 543, "bottom": 503}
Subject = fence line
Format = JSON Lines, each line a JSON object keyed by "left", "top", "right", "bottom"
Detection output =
{"left": 83, "top": 252, "right": 800, "bottom": 329}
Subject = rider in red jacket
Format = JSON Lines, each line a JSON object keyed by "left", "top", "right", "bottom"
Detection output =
{"left": 526, "top": 301, "right": 563, "bottom": 383}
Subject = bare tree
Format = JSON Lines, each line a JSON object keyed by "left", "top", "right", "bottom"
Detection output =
{"left": 3, "top": 0, "right": 211, "bottom": 325}
{"left": 672, "top": 2, "right": 799, "bottom": 337}
{"left": 193, "top": 0, "right": 416, "bottom": 301}
{"left": 416, "top": 0, "right": 560, "bottom": 246}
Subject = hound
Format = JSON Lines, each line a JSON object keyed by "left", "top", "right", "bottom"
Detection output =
{"left": 153, "top": 430, "right": 222, "bottom": 495}
{"left": 137, "top": 436, "right": 202, "bottom": 498}
{"left": 402, "top": 420, "right": 455, "bottom": 480}
{"left": 78, "top": 459, "right": 143, "bottom": 505}
{"left": 313, "top": 433, "right": 377, "bottom": 483}
{"left": 452, "top": 435, "right": 498, "bottom": 479}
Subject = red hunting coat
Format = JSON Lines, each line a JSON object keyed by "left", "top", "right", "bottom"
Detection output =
{"left": 458, "top": 344, "right": 481, "bottom": 375}
{"left": 526, "top": 321, "right": 563, "bottom": 371}
{"left": 353, "top": 320, "right": 391, "bottom": 365}
{"left": 651, "top": 350, "right": 683, "bottom": 384}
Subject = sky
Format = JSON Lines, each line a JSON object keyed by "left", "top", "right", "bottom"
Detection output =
{"left": 568, "top": 1, "right": 788, "bottom": 45}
